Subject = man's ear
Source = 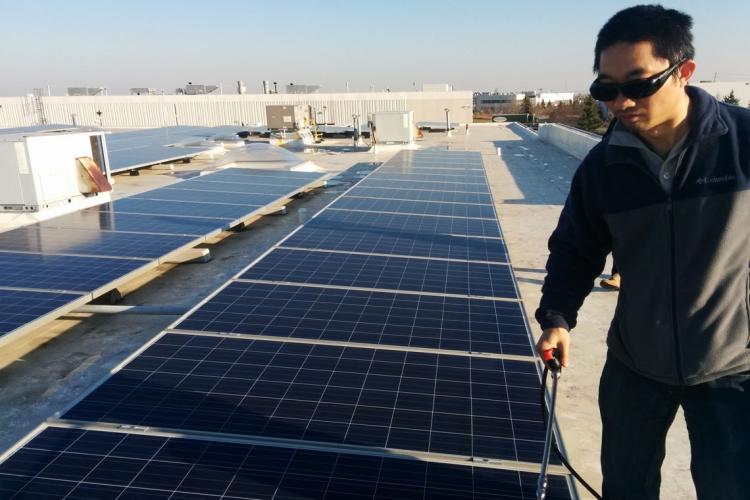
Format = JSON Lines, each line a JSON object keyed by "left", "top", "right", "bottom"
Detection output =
{"left": 677, "top": 60, "right": 697, "bottom": 85}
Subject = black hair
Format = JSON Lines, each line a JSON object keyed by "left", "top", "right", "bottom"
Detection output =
{"left": 593, "top": 4, "right": 694, "bottom": 72}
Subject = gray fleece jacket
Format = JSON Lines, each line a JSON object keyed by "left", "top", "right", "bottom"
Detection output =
{"left": 536, "top": 86, "right": 750, "bottom": 385}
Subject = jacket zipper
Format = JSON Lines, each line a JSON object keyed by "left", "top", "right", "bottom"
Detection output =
{"left": 667, "top": 196, "right": 685, "bottom": 384}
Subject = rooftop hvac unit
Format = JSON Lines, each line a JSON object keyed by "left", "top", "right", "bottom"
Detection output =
{"left": 266, "top": 105, "right": 312, "bottom": 130}
{"left": 372, "top": 111, "right": 415, "bottom": 144}
{"left": 0, "top": 130, "right": 112, "bottom": 212}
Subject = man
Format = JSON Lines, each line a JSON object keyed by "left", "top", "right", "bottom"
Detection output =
{"left": 535, "top": 5, "right": 750, "bottom": 499}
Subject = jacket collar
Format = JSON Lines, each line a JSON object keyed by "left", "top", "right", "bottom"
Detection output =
{"left": 604, "top": 85, "right": 729, "bottom": 167}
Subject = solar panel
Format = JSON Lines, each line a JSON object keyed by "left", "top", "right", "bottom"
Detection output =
{"left": 175, "top": 282, "right": 530, "bottom": 355}
{"left": 104, "top": 199, "right": 260, "bottom": 221}
{"left": 0, "top": 289, "right": 83, "bottom": 338}
{"left": 282, "top": 211, "right": 507, "bottom": 263}
{"left": 359, "top": 179, "right": 491, "bottom": 194}
{"left": 307, "top": 210, "right": 502, "bottom": 239}
{"left": 64, "top": 333, "right": 551, "bottom": 463}
{"left": 177, "top": 179, "right": 308, "bottom": 196}
{"left": 0, "top": 168, "right": 327, "bottom": 350}
{"left": 400, "top": 151, "right": 481, "bottom": 159}
{"left": 108, "top": 145, "right": 212, "bottom": 173}
{"left": 106, "top": 126, "right": 210, "bottom": 150}
{"left": 0, "top": 252, "right": 149, "bottom": 293}
{"left": 282, "top": 227, "right": 507, "bottom": 263}
{"left": 0, "top": 226, "right": 196, "bottom": 259}
{"left": 109, "top": 127, "right": 321, "bottom": 174}
{"left": 0, "top": 148, "right": 578, "bottom": 497}
{"left": 40, "top": 209, "right": 228, "bottom": 237}
{"left": 240, "top": 248, "right": 517, "bottom": 299}
{"left": 371, "top": 167, "right": 486, "bottom": 177}
{"left": 385, "top": 164, "right": 485, "bottom": 172}
{"left": 153, "top": 187, "right": 282, "bottom": 207}
{"left": 206, "top": 169, "right": 328, "bottom": 183}
{"left": 0, "top": 426, "right": 572, "bottom": 499}
{"left": 332, "top": 197, "right": 497, "bottom": 219}
{"left": 387, "top": 157, "right": 483, "bottom": 168}
{"left": 347, "top": 186, "right": 494, "bottom": 205}
{"left": 133, "top": 188, "right": 271, "bottom": 207}
{"left": 107, "top": 126, "right": 222, "bottom": 173}
{"left": 377, "top": 166, "right": 485, "bottom": 175}
{"left": 368, "top": 173, "right": 488, "bottom": 184}
{"left": 0, "top": 124, "right": 75, "bottom": 135}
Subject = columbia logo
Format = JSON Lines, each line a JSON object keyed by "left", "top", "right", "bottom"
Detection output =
{"left": 696, "top": 175, "right": 735, "bottom": 185}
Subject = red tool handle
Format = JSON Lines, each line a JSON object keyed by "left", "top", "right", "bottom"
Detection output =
{"left": 542, "top": 348, "right": 562, "bottom": 371}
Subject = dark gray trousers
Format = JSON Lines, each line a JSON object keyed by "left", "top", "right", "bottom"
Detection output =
{"left": 599, "top": 352, "right": 750, "bottom": 500}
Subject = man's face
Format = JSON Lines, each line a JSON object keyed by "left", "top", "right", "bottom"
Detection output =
{"left": 597, "top": 41, "right": 688, "bottom": 133}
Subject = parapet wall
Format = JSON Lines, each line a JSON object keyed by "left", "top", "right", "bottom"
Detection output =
{"left": 507, "top": 122, "right": 540, "bottom": 141}
{"left": 538, "top": 123, "right": 601, "bottom": 160}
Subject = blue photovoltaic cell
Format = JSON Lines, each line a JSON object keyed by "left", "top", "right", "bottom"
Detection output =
{"left": 0, "top": 252, "right": 149, "bottom": 293}
{"left": 241, "top": 248, "right": 517, "bottom": 299}
{"left": 206, "top": 169, "right": 326, "bottom": 183}
{"left": 177, "top": 179, "right": 305, "bottom": 196}
{"left": 387, "top": 159, "right": 483, "bottom": 169}
{"left": 110, "top": 130, "right": 326, "bottom": 177}
{"left": 0, "top": 289, "right": 82, "bottom": 337}
{"left": 176, "top": 282, "right": 530, "bottom": 355}
{"left": 332, "top": 197, "right": 497, "bottom": 218}
{"left": 133, "top": 187, "right": 270, "bottom": 206}
{"left": 368, "top": 172, "right": 488, "bottom": 184}
{"left": 399, "top": 151, "right": 480, "bottom": 158}
{"left": 406, "top": 150, "right": 479, "bottom": 156}
{"left": 282, "top": 210, "right": 507, "bottom": 262}
{"left": 108, "top": 146, "right": 209, "bottom": 173}
{"left": 359, "top": 179, "right": 490, "bottom": 193}
{"left": 283, "top": 225, "right": 507, "bottom": 263}
{"left": 107, "top": 126, "right": 224, "bottom": 173}
{"left": 154, "top": 187, "right": 281, "bottom": 206}
{"left": 0, "top": 427, "right": 572, "bottom": 499}
{"left": 370, "top": 167, "right": 486, "bottom": 177}
{"left": 307, "top": 210, "right": 502, "bottom": 238}
{"left": 63, "top": 334, "right": 552, "bottom": 463}
{"left": 0, "top": 226, "right": 196, "bottom": 259}
{"left": 385, "top": 163, "right": 483, "bottom": 169}
{"left": 40, "top": 210, "right": 227, "bottom": 236}
{"left": 106, "top": 126, "right": 213, "bottom": 151}
{"left": 347, "top": 186, "right": 494, "bottom": 205}
{"left": 377, "top": 166, "right": 484, "bottom": 175}
{"left": 0, "top": 168, "right": 326, "bottom": 345}
{"left": 105, "top": 198, "right": 259, "bottom": 221}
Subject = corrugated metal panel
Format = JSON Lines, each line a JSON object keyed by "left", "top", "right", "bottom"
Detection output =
{"left": 1, "top": 92, "right": 472, "bottom": 129}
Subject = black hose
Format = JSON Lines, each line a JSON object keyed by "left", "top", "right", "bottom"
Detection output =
{"left": 541, "top": 366, "right": 603, "bottom": 500}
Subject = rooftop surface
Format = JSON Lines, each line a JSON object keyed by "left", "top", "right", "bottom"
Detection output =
{"left": 0, "top": 125, "right": 694, "bottom": 499}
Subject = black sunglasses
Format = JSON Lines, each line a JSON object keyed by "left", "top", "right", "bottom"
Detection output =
{"left": 589, "top": 59, "right": 685, "bottom": 101}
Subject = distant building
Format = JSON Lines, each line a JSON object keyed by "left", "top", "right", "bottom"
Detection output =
{"left": 536, "top": 92, "right": 576, "bottom": 105}
{"left": 474, "top": 91, "right": 575, "bottom": 111}
{"left": 473, "top": 92, "right": 523, "bottom": 109}
{"left": 422, "top": 83, "right": 453, "bottom": 92}
{"left": 286, "top": 84, "right": 320, "bottom": 94}
{"left": 692, "top": 81, "right": 750, "bottom": 106}
{"left": 67, "top": 87, "right": 105, "bottom": 96}
{"left": 130, "top": 88, "right": 159, "bottom": 95}
{"left": 176, "top": 84, "right": 219, "bottom": 95}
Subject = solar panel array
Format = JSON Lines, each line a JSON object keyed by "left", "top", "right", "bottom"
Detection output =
{"left": 107, "top": 126, "right": 249, "bottom": 173}
{"left": 0, "top": 151, "right": 575, "bottom": 498}
{"left": 0, "top": 168, "right": 327, "bottom": 346}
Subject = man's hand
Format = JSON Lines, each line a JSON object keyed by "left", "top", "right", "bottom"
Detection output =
{"left": 536, "top": 327, "right": 571, "bottom": 368}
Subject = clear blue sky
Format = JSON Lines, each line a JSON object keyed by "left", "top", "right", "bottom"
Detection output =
{"left": 1, "top": 0, "right": 748, "bottom": 96}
